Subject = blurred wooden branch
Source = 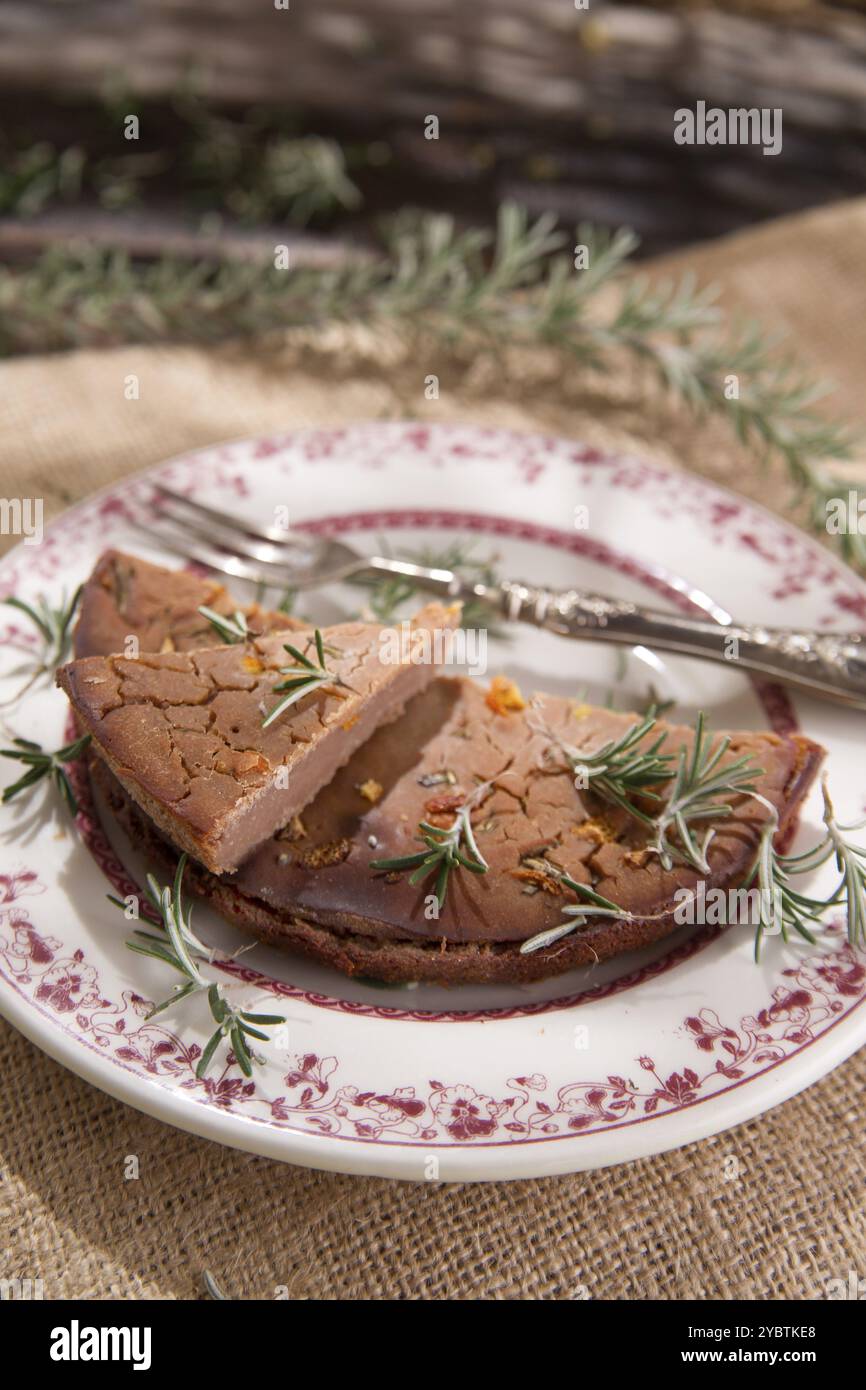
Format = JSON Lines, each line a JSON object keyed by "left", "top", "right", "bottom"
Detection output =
{"left": 0, "top": 209, "right": 362, "bottom": 266}
{"left": 1, "top": 0, "right": 864, "bottom": 259}
{"left": 1, "top": 1, "right": 864, "bottom": 133}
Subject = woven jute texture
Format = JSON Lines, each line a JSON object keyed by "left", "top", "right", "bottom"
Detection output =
{"left": 1, "top": 200, "right": 865, "bottom": 1300}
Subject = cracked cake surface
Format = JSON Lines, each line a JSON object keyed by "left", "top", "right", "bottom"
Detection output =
{"left": 227, "top": 677, "right": 822, "bottom": 945}
{"left": 59, "top": 602, "right": 459, "bottom": 874}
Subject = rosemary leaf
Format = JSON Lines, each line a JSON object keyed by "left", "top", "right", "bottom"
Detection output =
{"left": 198, "top": 605, "right": 249, "bottom": 644}
{"left": 197, "top": 1027, "right": 225, "bottom": 1080}
{"left": 520, "top": 875, "right": 631, "bottom": 955}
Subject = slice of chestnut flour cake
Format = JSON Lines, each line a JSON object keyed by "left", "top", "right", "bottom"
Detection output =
{"left": 58, "top": 603, "right": 460, "bottom": 874}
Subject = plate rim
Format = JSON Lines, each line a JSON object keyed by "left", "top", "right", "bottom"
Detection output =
{"left": 2, "top": 957, "right": 862, "bottom": 1180}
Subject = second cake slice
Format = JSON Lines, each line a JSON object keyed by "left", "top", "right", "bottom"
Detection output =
{"left": 58, "top": 603, "right": 459, "bottom": 874}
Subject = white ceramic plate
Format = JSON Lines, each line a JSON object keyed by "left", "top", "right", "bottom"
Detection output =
{"left": 1, "top": 423, "right": 864, "bottom": 1180}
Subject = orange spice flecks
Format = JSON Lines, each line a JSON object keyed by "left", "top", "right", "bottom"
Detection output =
{"left": 242, "top": 655, "right": 264, "bottom": 674}
{"left": 299, "top": 838, "right": 352, "bottom": 869}
{"left": 276, "top": 814, "right": 307, "bottom": 843}
{"left": 572, "top": 816, "right": 617, "bottom": 845}
{"left": 423, "top": 789, "right": 467, "bottom": 817}
{"left": 624, "top": 847, "right": 650, "bottom": 868}
{"left": 358, "top": 778, "right": 384, "bottom": 804}
{"left": 485, "top": 674, "right": 526, "bottom": 716}
{"left": 512, "top": 867, "right": 565, "bottom": 895}
{"left": 341, "top": 714, "right": 359, "bottom": 730}
{"left": 216, "top": 750, "right": 269, "bottom": 781}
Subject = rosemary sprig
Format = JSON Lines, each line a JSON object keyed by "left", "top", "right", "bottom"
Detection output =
{"left": 635, "top": 325, "right": 861, "bottom": 566}
{"left": 183, "top": 117, "right": 361, "bottom": 226}
{"left": 748, "top": 817, "right": 822, "bottom": 962}
{"left": 522, "top": 754, "right": 866, "bottom": 961}
{"left": 521, "top": 709, "right": 763, "bottom": 954}
{"left": 819, "top": 780, "right": 866, "bottom": 949}
{"left": 520, "top": 874, "right": 631, "bottom": 955}
{"left": 113, "top": 854, "right": 284, "bottom": 1078}
{"left": 0, "top": 115, "right": 359, "bottom": 226}
{"left": 353, "top": 537, "right": 502, "bottom": 630}
{"left": 198, "top": 605, "right": 249, "bottom": 644}
{"left": 262, "top": 629, "right": 347, "bottom": 728}
{"left": 1, "top": 585, "right": 82, "bottom": 707}
{"left": 252, "top": 581, "right": 297, "bottom": 616}
{"left": 0, "top": 200, "right": 858, "bottom": 568}
{"left": 648, "top": 714, "right": 762, "bottom": 874}
{"left": 363, "top": 574, "right": 417, "bottom": 625}
{"left": 541, "top": 710, "right": 675, "bottom": 824}
{"left": 749, "top": 777, "right": 866, "bottom": 959}
{"left": 558, "top": 709, "right": 764, "bottom": 877}
{"left": 0, "top": 733, "right": 91, "bottom": 815}
{"left": 371, "top": 783, "right": 490, "bottom": 909}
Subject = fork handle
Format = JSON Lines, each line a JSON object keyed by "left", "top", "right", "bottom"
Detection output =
{"left": 473, "top": 579, "right": 866, "bottom": 710}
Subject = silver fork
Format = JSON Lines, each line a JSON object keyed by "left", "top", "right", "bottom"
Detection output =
{"left": 144, "top": 483, "right": 866, "bottom": 710}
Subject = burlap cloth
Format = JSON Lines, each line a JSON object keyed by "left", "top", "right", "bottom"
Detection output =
{"left": 1, "top": 200, "right": 865, "bottom": 1300}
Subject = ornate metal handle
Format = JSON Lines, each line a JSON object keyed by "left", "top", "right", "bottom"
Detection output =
{"left": 470, "top": 579, "right": 866, "bottom": 710}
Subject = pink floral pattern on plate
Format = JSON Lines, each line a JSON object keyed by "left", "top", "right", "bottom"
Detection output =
{"left": 1, "top": 868, "right": 863, "bottom": 1145}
